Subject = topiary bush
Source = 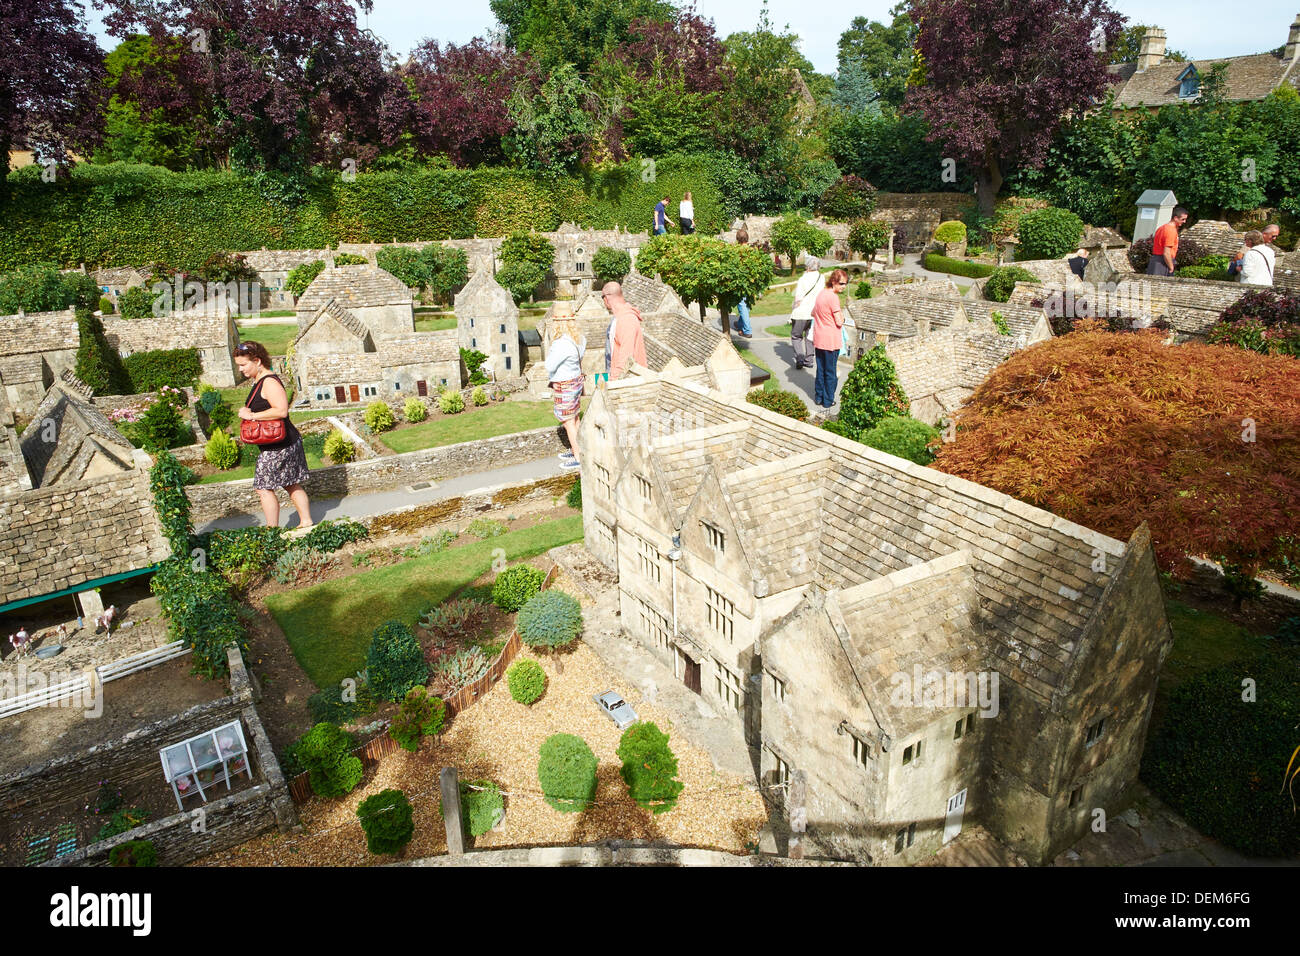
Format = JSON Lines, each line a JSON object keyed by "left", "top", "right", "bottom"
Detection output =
{"left": 933, "top": 220, "right": 967, "bottom": 244}
{"left": 746, "top": 387, "right": 809, "bottom": 422}
{"left": 323, "top": 428, "right": 356, "bottom": 463}
{"left": 356, "top": 788, "right": 415, "bottom": 855}
{"left": 364, "top": 401, "right": 395, "bottom": 432}
{"left": 617, "top": 721, "right": 684, "bottom": 813}
{"left": 537, "top": 733, "right": 598, "bottom": 813}
{"left": 403, "top": 397, "right": 428, "bottom": 423}
{"left": 507, "top": 659, "right": 547, "bottom": 704}
{"left": 854, "top": 280, "right": 873, "bottom": 299}
{"left": 848, "top": 219, "right": 890, "bottom": 261}
{"left": 922, "top": 254, "right": 996, "bottom": 279}
{"left": 204, "top": 428, "right": 240, "bottom": 469}
{"left": 439, "top": 779, "right": 505, "bottom": 837}
{"left": 108, "top": 840, "right": 157, "bottom": 867}
{"left": 592, "top": 247, "right": 632, "bottom": 285}
{"left": 836, "top": 346, "right": 909, "bottom": 440}
{"left": 388, "top": 686, "right": 446, "bottom": 751}
{"left": 984, "top": 266, "right": 1039, "bottom": 303}
{"left": 365, "top": 621, "right": 429, "bottom": 702}
{"left": 492, "top": 565, "right": 547, "bottom": 612}
{"left": 132, "top": 395, "right": 190, "bottom": 452}
{"left": 438, "top": 389, "right": 466, "bottom": 414}
{"left": 816, "top": 174, "right": 879, "bottom": 222}
{"left": 517, "top": 590, "right": 583, "bottom": 649}
{"left": 472, "top": 386, "right": 488, "bottom": 406}
{"left": 860, "top": 416, "right": 941, "bottom": 465}
{"left": 1016, "top": 207, "right": 1083, "bottom": 260}
{"left": 296, "top": 722, "right": 364, "bottom": 798}
{"left": 1141, "top": 648, "right": 1300, "bottom": 857}
{"left": 495, "top": 260, "right": 548, "bottom": 305}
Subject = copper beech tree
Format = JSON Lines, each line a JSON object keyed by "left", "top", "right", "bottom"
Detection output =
{"left": 930, "top": 327, "right": 1300, "bottom": 581}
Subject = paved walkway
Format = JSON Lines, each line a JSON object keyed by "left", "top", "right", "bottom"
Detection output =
{"left": 197, "top": 456, "right": 568, "bottom": 532}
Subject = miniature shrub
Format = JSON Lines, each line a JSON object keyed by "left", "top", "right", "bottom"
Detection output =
{"left": 366, "top": 620, "right": 429, "bottom": 701}
{"left": 617, "top": 721, "right": 684, "bottom": 813}
{"left": 74, "top": 308, "right": 131, "bottom": 394}
{"left": 204, "top": 428, "right": 240, "bottom": 470}
{"left": 438, "top": 389, "right": 466, "bottom": 414}
{"left": 356, "top": 788, "right": 414, "bottom": 855}
{"left": 134, "top": 396, "right": 190, "bottom": 452}
{"left": 303, "top": 517, "right": 368, "bottom": 553}
{"left": 769, "top": 213, "right": 834, "bottom": 264}
{"left": 854, "top": 280, "right": 872, "bottom": 299}
{"left": 89, "top": 780, "right": 124, "bottom": 816}
{"left": 836, "top": 346, "right": 909, "bottom": 440}
{"left": 492, "top": 564, "right": 547, "bottom": 611}
{"left": 364, "top": 400, "right": 396, "bottom": 432}
{"left": 307, "top": 674, "right": 378, "bottom": 725}
{"left": 148, "top": 556, "right": 248, "bottom": 679}
{"left": 108, "top": 840, "right": 157, "bottom": 867}
{"left": 323, "top": 428, "right": 356, "bottom": 463}
{"left": 122, "top": 348, "right": 203, "bottom": 392}
{"left": 284, "top": 259, "right": 325, "bottom": 297}
{"left": 517, "top": 590, "right": 583, "bottom": 649}
{"left": 1016, "top": 207, "right": 1083, "bottom": 260}
{"left": 472, "top": 386, "right": 488, "bottom": 406}
{"left": 984, "top": 266, "right": 1038, "bottom": 303}
{"left": 1208, "top": 289, "right": 1300, "bottom": 358}
{"left": 860, "top": 416, "right": 940, "bottom": 466}
{"left": 99, "top": 295, "right": 115, "bottom": 314}
{"left": 566, "top": 477, "right": 582, "bottom": 509}
{"left": 848, "top": 219, "right": 890, "bottom": 259}
{"left": 933, "top": 220, "right": 967, "bottom": 244}
{"left": 592, "top": 246, "right": 632, "bottom": 285}
{"left": 197, "top": 385, "right": 236, "bottom": 434}
{"left": 439, "top": 779, "right": 505, "bottom": 837}
{"left": 207, "top": 525, "right": 288, "bottom": 587}
{"left": 297, "top": 722, "right": 364, "bottom": 798}
{"left": 1175, "top": 265, "right": 1233, "bottom": 282}
{"left": 507, "top": 659, "right": 547, "bottom": 704}
{"left": 467, "top": 517, "right": 507, "bottom": 539}
{"left": 746, "top": 387, "right": 809, "bottom": 422}
{"left": 271, "top": 546, "right": 332, "bottom": 584}
{"left": 496, "top": 260, "right": 548, "bottom": 305}
{"left": 1141, "top": 648, "right": 1300, "bottom": 857}
{"left": 435, "top": 646, "right": 491, "bottom": 690}
{"left": 95, "top": 807, "right": 150, "bottom": 842}
{"left": 1127, "top": 235, "right": 1208, "bottom": 273}
{"left": 460, "top": 347, "right": 489, "bottom": 385}
{"left": 404, "top": 397, "right": 428, "bottom": 423}
{"left": 820, "top": 418, "right": 854, "bottom": 438}
{"left": 117, "top": 284, "right": 154, "bottom": 320}
{"left": 922, "top": 254, "right": 996, "bottom": 279}
{"left": 816, "top": 174, "right": 878, "bottom": 222}
{"left": 419, "top": 598, "right": 491, "bottom": 646}
{"left": 389, "top": 686, "right": 446, "bottom": 751}
{"left": 537, "top": 733, "right": 598, "bottom": 813}
{"left": 334, "top": 253, "right": 369, "bottom": 266}
{"left": 990, "top": 310, "right": 1012, "bottom": 335}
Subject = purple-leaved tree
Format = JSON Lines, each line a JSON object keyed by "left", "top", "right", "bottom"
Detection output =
{"left": 905, "top": 0, "right": 1124, "bottom": 217}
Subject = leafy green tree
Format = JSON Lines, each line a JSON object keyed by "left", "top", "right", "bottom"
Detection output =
{"left": 284, "top": 260, "right": 325, "bottom": 298}
{"left": 617, "top": 721, "right": 684, "bottom": 813}
{"left": 837, "top": 346, "right": 909, "bottom": 439}
{"left": 836, "top": 5, "right": 916, "bottom": 112}
{"left": 716, "top": 5, "right": 804, "bottom": 165}
{"left": 634, "top": 234, "right": 774, "bottom": 333}
{"left": 490, "top": 0, "right": 676, "bottom": 72}
{"left": 504, "top": 62, "right": 595, "bottom": 172}
{"left": 591, "top": 247, "right": 632, "bottom": 285}
{"left": 1107, "top": 24, "right": 1186, "bottom": 64}
{"left": 0, "top": 263, "right": 99, "bottom": 314}
{"left": 769, "top": 215, "right": 834, "bottom": 270}
{"left": 849, "top": 220, "right": 891, "bottom": 261}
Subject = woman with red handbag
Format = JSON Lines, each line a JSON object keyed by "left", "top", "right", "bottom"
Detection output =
{"left": 234, "top": 341, "right": 313, "bottom": 531}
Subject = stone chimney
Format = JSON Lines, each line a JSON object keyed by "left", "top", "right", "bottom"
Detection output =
{"left": 1136, "top": 27, "right": 1166, "bottom": 71}
{"left": 1286, "top": 15, "right": 1300, "bottom": 61}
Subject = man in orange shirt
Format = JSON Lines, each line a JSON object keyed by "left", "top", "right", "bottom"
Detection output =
{"left": 1147, "top": 206, "right": 1188, "bottom": 276}
{"left": 602, "top": 282, "right": 646, "bottom": 380}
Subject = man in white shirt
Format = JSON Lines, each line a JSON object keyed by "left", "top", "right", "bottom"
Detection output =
{"left": 790, "top": 258, "right": 821, "bottom": 369}
{"left": 1239, "top": 231, "right": 1275, "bottom": 287}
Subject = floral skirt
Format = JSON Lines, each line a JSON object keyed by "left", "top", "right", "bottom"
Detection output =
{"left": 552, "top": 377, "right": 584, "bottom": 422}
{"left": 253, "top": 435, "right": 310, "bottom": 491}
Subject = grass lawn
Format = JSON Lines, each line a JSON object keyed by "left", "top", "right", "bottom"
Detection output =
{"left": 255, "top": 309, "right": 296, "bottom": 318}
{"left": 267, "top": 515, "right": 585, "bottom": 688}
{"left": 765, "top": 323, "right": 792, "bottom": 338}
{"left": 236, "top": 321, "right": 297, "bottom": 356}
{"left": 414, "top": 316, "right": 457, "bottom": 332}
{"left": 289, "top": 409, "right": 342, "bottom": 424}
{"left": 380, "top": 400, "right": 562, "bottom": 454}
{"left": 197, "top": 432, "right": 329, "bottom": 484}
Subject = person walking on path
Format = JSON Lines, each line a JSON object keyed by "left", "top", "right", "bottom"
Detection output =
{"left": 1239, "top": 230, "right": 1276, "bottom": 286}
{"left": 679, "top": 191, "right": 695, "bottom": 235}
{"left": 653, "top": 195, "right": 675, "bottom": 236}
{"left": 603, "top": 281, "right": 646, "bottom": 379}
{"left": 812, "top": 270, "right": 848, "bottom": 409}
{"left": 790, "top": 257, "right": 821, "bottom": 369}
{"left": 734, "top": 225, "right": 753, "bottom": 338}
{"left": 545, "top": 310, "right": 586, "bottom": 471}
{"left": 234, "top": 341, "right": 313, "bottom": 531}
{"left": 1146, "top": 206, "right": 1188, "bottom": 276}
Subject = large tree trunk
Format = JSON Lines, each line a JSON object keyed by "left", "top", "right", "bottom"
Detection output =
{"left": 719, "top": 303, "right": 732, "bottom": 336}
{"left": 975, "top": 153, "right": 1004, "bottom": 220}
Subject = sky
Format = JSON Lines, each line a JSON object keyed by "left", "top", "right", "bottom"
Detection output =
{"left": 76, "top": 0, "right": 1300, "bottom": 74}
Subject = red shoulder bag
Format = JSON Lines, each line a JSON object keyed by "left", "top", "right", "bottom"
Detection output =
{"left": 240, "top": 376, "right": 287, "bottom": 445}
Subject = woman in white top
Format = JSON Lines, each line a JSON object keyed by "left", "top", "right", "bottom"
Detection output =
{"left": 1239, "top": 230, "right": 1275, "bottom": 287}
{"left": 545, "top": 314, "right": 586, "bottom": 470}
{"left": 679, "top": 191, "right": 695, "bottom": 235}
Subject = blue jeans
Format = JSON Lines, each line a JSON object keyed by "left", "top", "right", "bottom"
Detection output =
{"left": 736, "top": 298, "right": 751, "bottom": 335}
{"left": 815, "top": 348, "right": 839, "bottom": 407}
{"left": 654, "top": 226, "right": 667, "bottom": 236}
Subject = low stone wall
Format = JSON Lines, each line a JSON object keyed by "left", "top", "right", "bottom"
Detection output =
{"left": 366, "top": 472, "right": 577, "bottom": 537}
{"left": 187, "top": 425, "right": 565, "bottom": 523}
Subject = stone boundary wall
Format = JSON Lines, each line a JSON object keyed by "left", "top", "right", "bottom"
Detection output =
{"left": 364, "top": 472, "right": 577, "bottom": 537}
{"left": 187, "top": 424, "right": 565, "bottom": 523}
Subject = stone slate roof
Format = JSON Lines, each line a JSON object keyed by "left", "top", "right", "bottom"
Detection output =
{"left": 242, "top": 249, "right": 329, "bottom": 274}
{"left": 374, "top": 330, "right": 459, "bottom": 366}
{"left": 0, "top": 309, "right": 79, "bottom": 356}
{"left": 298, "top": 298, "right": 372, "bottom": 344}
{"left": 847, "top": 299, "right": 920, "bottom": 340}
{"left": 19, "top": 381, "right": 135, "bottom": 487}
{"left": 597, "top": 375, "right": 1128, "bottom": 706}
{"left": 454, "top": 269, "right": 518, "bottom": 319}
{"left": 1181, "top": 220, "right": 1247, "bottom": 258}
{"left": 296, "top": 264, "right": 413, "bottom": 314}
{"left": 103, "top": 312, "right": 234, "bottom": 353}
{"left": 0, "top": 353, "right": 45, "bottom": 384}
{"left": 1079, "top": 227, "right": 1130, "bottom": 250}
{"left": 92, "top": 266, "right": 145, "bottom": 287}
{"left": 1109, "top": 52, "right": 1300, "bottom": 108}
{"left": 642, "top": 312, "right": 726, "bottom": 369}
{"left": 300, "top": 352, "right": 383, "bottom": 386}
{"left": 0, "top": 470, "right": 169, "bottom": 604}
{"left": 0, "top": 386, "right": 28, "bottom": 493}
{"left": 960, "top": 300, "right": 1050, "bottom": 340}
{"left": 724, "top": 449, "right": 831, "bottom": 594}
{"left": 621, "top": 273, "right": 684, "bottom": 315}
{"left": 1113, "top": 274, "right": 1249, "bottom": 335}
{"left": 879, "top": 289, "right": 969, "bottom": 328}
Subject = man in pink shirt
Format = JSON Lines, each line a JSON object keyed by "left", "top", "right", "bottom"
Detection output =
{"left": 602, "top": 281, "right": 646, "bottom": 380}
{"left": 811, "top": 269, "right": 848, "bottom": 408}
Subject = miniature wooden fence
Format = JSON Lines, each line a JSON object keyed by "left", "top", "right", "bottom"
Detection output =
{"left": 0, "top": 673, "right": 93, "bottom": 720}
{"left": 285, "top": 563, "right": 561, "bottom": 805}
{"left": 95, "top": 640, "right": 191, "bottom": 684}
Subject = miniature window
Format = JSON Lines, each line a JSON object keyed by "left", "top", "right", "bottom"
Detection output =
{"left": 635, "top": 475, "right": 651, "bottom": 500}
{"left": 1085, "top": 717, "right": 1106, "bottom": 747}
{"left": 852, "top": 734, "right": 870, "bottom": 767}
{"left": 706, "top": 586, "right": 734, "bottom": 642}
{"left": 472, "top": 337, "right": 476, "bottom": 348}
{"left": 902, "top": 739, "right": 923, "bottom": 765}
{"left": 768, "top": 671, "right": 787, "bottom": 702}
{"left": 501, "top": 343, "right": 507, "bottom": 352}
{"left": 895, "top": 823, "right": 916, "bottom": 854}
{"left": 954, "top": 718, "right": 965, "bottom": 740}
{"left": 499, "top": 324, "right": 506, "bottom": 334}
{"left": 702, "top": 521, "right": 725, "bottom": 553}
{"left": 576, "top": 262, "right": 585, "bottom": 272}
{"left": 714, "top": 663, "right": 743, "bottom": 711}
{"left": 966, "top": 714, "right": 975, "bottom": 735}
{"left": 470, "top": 318, "right": 474, "bottom": 327}
{"left": 1069, "top": 786, "right": 1083, "bottom": 809}
{"left": 394, "top": 381, "right": 401, "bottom": 390}
{"left": 594, "top": 463, "right": 611, "bottom": 498}
{"left": 363, "top": 385, "right": 378, "bottom": 397}
{"left": 637, "top": 535, "right": 661, "bottom": 584}
{"left": 506, "top": 357, "right": 511, "bottom": 370}
{"left": 768, "top": 748, "right": 789, "bottom": 788}
{"left": 638, "top": 599, "right": 669, "bottom": 651}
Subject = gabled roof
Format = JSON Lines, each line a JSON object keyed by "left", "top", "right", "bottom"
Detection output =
{"left": 374, "top": 331, "right": 459, "bottom": 366}
{"left": 1109, "top": 52, "right": 1300, "bottom": 108}
{"left": 296, "top": 264, "right": 413, "bottom": 314}
{"left": 847, "top": 299, "right": 920, "bottom": 339}
{"left": 295, "top": 298, "right": 373, "bottom": 347}
{"left": 19, "top": 381, "right": 136, "bottom": 487}
{"left": 0, "top": 309, "right": 79, "bottom": 356}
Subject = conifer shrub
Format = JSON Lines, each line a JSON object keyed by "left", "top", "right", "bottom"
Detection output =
{"left": 507, "top": 659, "right": 547, "bottom": 704}
{"left": 617, "top": 721, "right": 684, "bottom": 813}
{"left": 404, "top": 397, "right": 428, "bottom": 423}
{"left": 745, "top": 387, "right": 809, "bottom": 422}
{"left": 356, "top": 788, "right": 414, "bottom": 854}
{"left": 492, "top": 565, "right": 546, "bottom": 611}
{"left": 517, "top": 590, "right": 582, "bottom": 649}
{"left": 933, "top": 220, "right": 967, "bottom": 244}
{"left": 323, "top": 428, "right": 356, "bottom": 463}
{"left": 388, "top": 686, "right": 446, "bottom": 751}
{"left": 438, "top": 389, "right": 466, "bottom": 414}
{"left": 204, "top": 428, "right": 240, "bottom": 469}
{"left": 472, "top": 386, "right": 488, "bottom": 406}
{"left": 364, "top": 400, "right": 395, "bottom": 432}
{"left": 296, "top": 722, "right": 363, "bottom": 798}
{"left": 365, "top": 621, "right": 429, "bottom": 701}
{"left": 537, "top": 733, "right": 598, "bottom": 812}
{"left": 836, "top": 346, "right": 909, "bottom": 439}
{"left": 439, "top": 780, "right": 505, "bottom": 837}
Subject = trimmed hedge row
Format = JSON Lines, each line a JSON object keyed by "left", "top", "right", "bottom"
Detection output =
{"left": 922, "top": 254, "right": 996, "bottom": 279}
{"left": 1, "top": 156, "right": 735, "bottom": 271}
{"left": 122, "top": 348, "right": 203, "bottom": 392}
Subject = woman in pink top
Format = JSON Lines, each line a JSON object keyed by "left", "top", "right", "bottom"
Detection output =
{"left": 811, "top": 269, "right": 848, "bottom": 408}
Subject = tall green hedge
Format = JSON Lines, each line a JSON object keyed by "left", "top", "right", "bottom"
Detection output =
{"left": 1, "top": 156, "right": 737, "bottom": 271}
{"left": 122, "top": 348, "right": 202, "bottom": 392}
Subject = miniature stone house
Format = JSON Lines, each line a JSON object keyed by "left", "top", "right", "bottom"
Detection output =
{"left": 0, "top": 308, "right": 81, "bottom": 416}
{"left": 295, "top": 264, "right": 416, "bottom": 337}
{"left": 102, "top": 307, "right": 240, "bottom": 388}
{"left": 242, "top": 248, "right": 330, "bottom": 309}
{"left": 19, "top": 373, "right": 144, "bottom": 488}
{"left": 580, "top": 371, "right": 1171, "bottom": 865}
{"left": 455, "top": 270, "right": 520, "bottom": 380}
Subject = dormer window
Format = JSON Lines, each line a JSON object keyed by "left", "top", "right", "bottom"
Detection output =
{"left": 1177, "top": 65, "right": 1200, "bottom": 100}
